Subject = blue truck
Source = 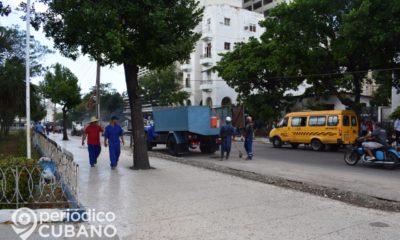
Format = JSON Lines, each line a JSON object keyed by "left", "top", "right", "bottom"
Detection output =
{"left": 145, "top": 106, "right": 222, "bottom": 155}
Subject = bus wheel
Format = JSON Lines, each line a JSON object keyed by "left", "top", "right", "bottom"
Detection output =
{"left": 311, "top": 139, "right": 324, "bottom": 151}
{"left": 272, "top": 137, "right": 282, "bottom": 148}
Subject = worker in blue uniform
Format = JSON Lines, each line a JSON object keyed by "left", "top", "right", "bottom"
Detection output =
{"left": 220, "top": 116, "right": 235, "bottom": 161}
{"left": 104, "top": 116, "right": 124, "bottom": 169}
{"left": 244, "top": 116, "right": 254, "bottom": 160}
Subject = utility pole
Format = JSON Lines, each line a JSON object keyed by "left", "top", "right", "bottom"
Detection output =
{"left": 26, "top": 0, "right": 31, "bottom": 159}
{"left": 95, "top": 61, "right": 101, "bottom": 120}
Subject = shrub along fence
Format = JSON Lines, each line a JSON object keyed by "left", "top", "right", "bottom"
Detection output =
{"left": 0, "top": 131, "right": 79, "bottom": 209}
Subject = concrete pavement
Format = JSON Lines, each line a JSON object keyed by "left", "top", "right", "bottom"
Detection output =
{"left": 46, "top": 134, "right": 400, "bottom": 239}
{"left": 2, "top": 133, "right": 397, "bottom": 239}
{"left": 152, "top": 140, "right": 400, "bottom": 202}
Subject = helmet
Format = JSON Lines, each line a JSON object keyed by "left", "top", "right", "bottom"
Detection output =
{"left": 226, "top": 116, "right": 232, "bottom": 122}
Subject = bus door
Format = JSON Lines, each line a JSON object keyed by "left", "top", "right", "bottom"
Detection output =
{"left": 290, "top": 116, "right": 308, "bottom": 143}
{"left": 349, "top": 115, "right": 358, "bottom": 143}
{"left": 341, "top": 115, "right": 352, "bottom": 144}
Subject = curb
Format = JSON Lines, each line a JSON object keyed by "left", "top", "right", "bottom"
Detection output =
{"left": 149, "top": 151, "right": 400, "bottom": 212}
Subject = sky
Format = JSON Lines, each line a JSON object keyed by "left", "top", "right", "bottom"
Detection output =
{"left": 1, "top": 0, "right": 127, "bottom": 94}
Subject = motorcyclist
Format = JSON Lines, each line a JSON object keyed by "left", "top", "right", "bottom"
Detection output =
{"left": 361, "top": 122, "right": 388, "bottom": 161}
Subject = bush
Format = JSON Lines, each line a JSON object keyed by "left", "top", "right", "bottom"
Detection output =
{"left": 0, "top": 157, "right": 41, "bottom": 209}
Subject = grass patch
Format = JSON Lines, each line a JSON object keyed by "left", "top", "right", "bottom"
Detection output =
{"left": 0, "top": 130, "right": 40, "bottom": 159}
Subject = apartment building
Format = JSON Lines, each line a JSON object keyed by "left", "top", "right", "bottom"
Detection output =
{"left": 182, "top": 2, "right": 264, "bottom": 107}
{"left": 243, "top": 0, "right": 290, "bottom": 16}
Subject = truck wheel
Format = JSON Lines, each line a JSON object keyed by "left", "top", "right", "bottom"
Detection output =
{"left": 311, "top": 139, "right": 324, "bottom": 151}
{"left": 167, "top": 136, "right": 178, "bottom": 156}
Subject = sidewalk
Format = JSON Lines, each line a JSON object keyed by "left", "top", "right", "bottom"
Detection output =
{"left": 44, "top": 134, "right": 400, "bottom": 239}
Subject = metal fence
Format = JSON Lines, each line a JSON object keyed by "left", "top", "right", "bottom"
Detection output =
{"left": 0, "top": 132, "right": 79, "bottom": 209}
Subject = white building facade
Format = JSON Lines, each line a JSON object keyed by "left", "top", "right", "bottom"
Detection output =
{"left": 243, "top": 0, "right": 290, "bottom": 16}
{"left": 182, "top": 2, "right": 264, "bottom": 107}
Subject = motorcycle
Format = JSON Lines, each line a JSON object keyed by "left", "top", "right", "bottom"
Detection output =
{"left": 344, "top": 138, "right": 400, "bottom": 169}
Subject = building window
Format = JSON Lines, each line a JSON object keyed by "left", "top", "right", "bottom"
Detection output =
{"left": 249, "top": 24, "right": 256, "bottom": 32}
{"left": 263, "top": 0, "right": 273, "bottom": 4}
{"left": 253, "top": 1, "right": 262, "bottom": 10}
{"left": 224, "top": 42, "right": 231, "bottom": 50}
{"left": 185, "top": 74, "right": 191, "bottom": 88}
{"left": 244, "top": 0, "right": 251, "bottom": 3}
{"left": 205, "top": 43, "right": 212, "bottom": 58}
{"left": 264, "top": 10, "right": 270, "bottom": 17}
{"left": 224, "top": 18, "right": 230, "bottom": 26}
{"left": 246, "top": 6, "right": 252, "bottom": 11}
{"left": 206, "top": 71, "right": 211, "bottom": 80}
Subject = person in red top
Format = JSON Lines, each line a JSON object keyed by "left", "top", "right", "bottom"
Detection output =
{"left": 82, "top": 117, "right": 104, "bottom": 167}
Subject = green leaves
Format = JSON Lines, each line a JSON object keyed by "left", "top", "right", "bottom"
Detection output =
{"left": 140, "top": 66, "right": 189, "bottom": 106}
{"left": 40, "top": 63, "right": 81, "bottom": 111}
{"left": 36, "top": 0, "right": 203, "bottom": 68}
{"left": 215, "top": 0, "right": 400, "bottom": 120}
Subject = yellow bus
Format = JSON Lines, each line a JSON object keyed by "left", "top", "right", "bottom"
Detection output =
{"left": 269, "top": 110, "right": 358, "bottom": 151}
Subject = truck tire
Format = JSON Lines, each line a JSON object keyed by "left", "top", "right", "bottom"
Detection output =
{"left": 167, "top": 136, "right": 178, "bottom": 156}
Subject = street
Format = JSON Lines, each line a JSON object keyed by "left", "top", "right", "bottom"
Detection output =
{"left": 49, "top": 134, "right": 400, "bottom": 239}
{"left": 151, "top": 140, "right": 400, "bottom": 202}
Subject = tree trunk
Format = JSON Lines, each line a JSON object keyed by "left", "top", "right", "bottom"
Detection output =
{"left": 62, "top": 108, "right": 69, "bottom": 141}
{"left": 352, "top": 74, "right": 363, "bottom": 117}
{"left": 123, "top": 62, "right": 151, "bottom": 170}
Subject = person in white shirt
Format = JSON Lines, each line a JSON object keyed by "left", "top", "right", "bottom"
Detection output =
{"left": 394, "top": 118, "right": 400, "bottom": 146}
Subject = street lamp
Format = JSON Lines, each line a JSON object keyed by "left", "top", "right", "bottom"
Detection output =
{"left": 26, "top": 0, "right": 31, "bottom": 159}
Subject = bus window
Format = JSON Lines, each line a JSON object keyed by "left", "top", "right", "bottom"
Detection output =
{"left": 351, "top": 116, "right": 357, "bottom": 126}
{"left": 292, "top": 117, "right": 307, "bottom": 127}
{"left": 277, "top": 117, "right": 288, "bottom": 128}
{"left": 343, "top": 116, "right": 350, "bottom": 126}
{"left": 309, "top": 116, "right": 326, "bottom": 126}
{"left": 327, "top": 116, "right": 339, "bottom": 126}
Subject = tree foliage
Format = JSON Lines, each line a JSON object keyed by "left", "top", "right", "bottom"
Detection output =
{"left": 0, "top": 26, "right": 48, "bottom": 137}
{"left": 71, "top": 83, "right": 124, "bottom": 122}
{"left": 215, "top": 0, "right": 400, "bottom": 121}
{"left": 140, "top": 66, "right": 189, "bottom": 106}
{"left": 32, "top": 0, "right": 203, "bottom": 169}
{"left": 0, "top": 1, "right": 11, "bottom": 16}
{"left": 213, "top": 38, "right": 301, "bottom": 122}
{"left": 40, "top": 63, "right": 81, "bottom": 140}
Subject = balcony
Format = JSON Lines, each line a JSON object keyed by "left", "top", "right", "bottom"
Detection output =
{"left": 201, "top": 31, "right": 213, "bottom": 42}
{"left": 200, "top": 54, "right": 213, "bottom": 66}
{"left": 180, "top": 63, "right": 191, "bottom": 72}
{"left": 200, "top": 80, "right": 213, "bottom": 92}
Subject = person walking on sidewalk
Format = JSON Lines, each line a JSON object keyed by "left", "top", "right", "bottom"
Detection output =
{"left": 394, "top": 117, "right": 400, "bottom": 146}
{"left": 104, "top": 116, "right": 124, "bottom": 170}
{"left": 220, "top": 116, "right": 235, "bottom": 161}
{"left": 244, "top": 116, "right": 254, "bottom": 160}
{"left": 82, "top": 117, "right": 103, "bottom": 167}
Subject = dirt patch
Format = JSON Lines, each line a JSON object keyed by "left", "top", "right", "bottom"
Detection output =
{"left": 149, "top": 151, "right": 400, "bottom": 212}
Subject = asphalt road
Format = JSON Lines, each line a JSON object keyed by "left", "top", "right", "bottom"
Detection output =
{"left": 151, "top": 140, "right": 400, "bottom": 202}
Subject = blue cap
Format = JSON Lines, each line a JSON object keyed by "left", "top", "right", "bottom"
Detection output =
{"left": 111, "top": 116, "right": 119, "bottom": 120}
